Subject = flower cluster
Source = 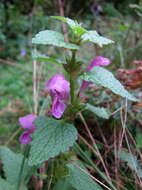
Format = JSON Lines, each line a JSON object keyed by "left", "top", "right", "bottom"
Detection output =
{"left": 19, "top": 114, "right": 37, "bottom": 144}
{"left": 19, "top": 56, "right": 110, "bottom": 144}
{"left": 45, "top": 74, "right": 70, "bottom": 119}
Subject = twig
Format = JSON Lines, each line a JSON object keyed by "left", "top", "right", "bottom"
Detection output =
{"left": 119, "top": 99, "right": 142, "bottom": 186}
{"left": 75, "top": 164, "right": 112, "bottom": 190}
{"left": 75, "top": 143, "right": 118, "bottom": 190}
{"left": 110, "top": 106, "right": 123, "bottom": 116}
{"left": 5, "top": 128, "right": 22, "bottom": 146}
{"left": 119, "top": 99, "right": 128, "bottom": 149}
{"left": 0, "top": 58, "right": 17, "bottom": 66}
{"left": 114, "top": 127, "right": 121, "bottom": 190}
{"left": 33, "top": 60, "right": 38, "bottom": 115}
{"left": 58, "top": 0, "right": 68, "bottom": 42}
{"left": 126, "top": 128, "right": 142, "bottom": 161}
{"left": 78, "top": 112, "right": 112, "bottom": 183}
{"left": 78, "top": 134, "right": 99, "bottom": 156}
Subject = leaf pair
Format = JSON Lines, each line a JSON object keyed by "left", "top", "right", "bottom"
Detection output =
{"left": 32, "top": 16, "right": 114, "bottom": 49}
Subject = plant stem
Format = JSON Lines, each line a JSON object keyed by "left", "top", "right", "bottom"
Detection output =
{"left": 69, "top": 51, "right": 76, "bottom": 105}
{"left": 70, "top": 75, "right": 75, "bottom": 104}
{"left": 17, "top": 146, "right": 30, "bottom": 190}
{"left": 33, "top": 60, "right": 38, "bottom": 114}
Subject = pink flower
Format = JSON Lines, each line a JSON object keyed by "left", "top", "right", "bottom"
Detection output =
{"left": 80, "top": 56, "right": 111, "bottom": 95}
{"left": 45, "top": 74, "right": 70, "bottom": 119}
{"left": 19, "top": 114, "right": 37, "bottom": 144}
{"left": 51, "top": 97, "right": 67, "bottom": 119}
{"left": 45, "top": 74, "right": 70, "bottom": 100}
{"left": 85, "top": 56, "right": 110, "bottom": 72}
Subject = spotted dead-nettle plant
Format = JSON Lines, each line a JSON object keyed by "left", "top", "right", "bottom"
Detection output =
{"left": 0, "top": 16, "right": 138, "bottom": 190}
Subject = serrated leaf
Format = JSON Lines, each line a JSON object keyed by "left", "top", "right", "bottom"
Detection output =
{"left": 81, "top": 66, "right": 138, "bottom": 102}
{"left": 29, "top": 116, "right": 78, "bottom": 165}
{"left": 118, "top": 150, "right": 142, "bottom": 178}
{"left": 86, "top": 103, "right": 111, "bottom": 119}
{"left": 51, "top": 16, "right": 87, "bottom": 36}
{"left": 0, "top": 146, "right": 31, "bottom": 186}
{"left": 66, "top": 161, "right": 103, "bottom": 190}
{"left": 0, "top": 178, "right": 15, "bottom": 190}
{"left": 32, "top": 50, "right": 60, "bottom": 64}
{"left": 81, "top": 30, "right": 114, "bottom": 47}
{"left": 32, "top": 30, "right": 79, "bottom": 50}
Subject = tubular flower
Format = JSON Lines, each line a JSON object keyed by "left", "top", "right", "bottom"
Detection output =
{"left": 45, "top": 74, "right": 70, "bottom": 119}
{"left": 80, "top": 56, "right": 111, "bottom": 95}
{"left": 19, "top": 114, "right": 37, "bottom": 144}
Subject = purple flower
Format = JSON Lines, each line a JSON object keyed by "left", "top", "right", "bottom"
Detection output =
{"left": 45, "top": 74, "right": 70, "bottom": 119}
{"left": 20, "top": 49, "right": 26, "bottom": 57}
{"left": 80, "top": 56, "right": 111, "bottom": 95}
{"left": 19, "top": 114, "right": 37, "bottom": 144}
{"left": 85, "top": 56, "right": 110, "bottom": 72}
{"left": 45, "top": 74, "right": 70, "bottom": 100}
{"left": 19, "top": 131, "right": 32, "bottom": 145}
{"left": 51, "top": 97, "right": 67, "bottom": 119}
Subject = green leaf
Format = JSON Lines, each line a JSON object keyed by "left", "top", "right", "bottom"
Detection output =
{"left": 81, "top": 30, "right": 114, "bottom": 47}
{"left": 53, "top": 179, "right": 75, "bottom": 190}
{"left": 66, "top": 161, "right": 103, "bottom": 190}
{"left": 32, "top": 50, "right": 60, "bottom": 64}
{"left": 32, "top": 30, "right": 79, "bottom": 50}
{"left": 54, "top": 164, "right": 69, "bottom": 180}
{"left": 0, "top": 178, "right": 15, "bottom": 190}
{"left": 29, "top": 116, "right": 78, "bottom": 165}
{"left": 51, "top": 16, "right": 87, "bottom": 36}
{"left": 0, "top": 146, "right": 31, "bottom": 186}
{"left": 81, "top": 66, "right": 138, "bottom": 102}
{"left": 118, "top": 150, "right": 142, "bottom": 178}
{"left": 136, "top": 132, "right": 142, "bottom": 148}
{"left": 86, "top": 103, "right": 111, "bottom": 119}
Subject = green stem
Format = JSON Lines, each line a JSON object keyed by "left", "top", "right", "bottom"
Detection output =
{"left": 69, "top": 51, "right": 76, "bottom": 105}
{"left": 17, "top": 146, "right": 30, "bottom": 190}
{"left": 70, "top": 75, "right": 75, "bottom": 104}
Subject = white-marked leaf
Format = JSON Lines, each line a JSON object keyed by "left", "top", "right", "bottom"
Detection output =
{"left": 29, "top": 116, "right": 78, "bottom": 165}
